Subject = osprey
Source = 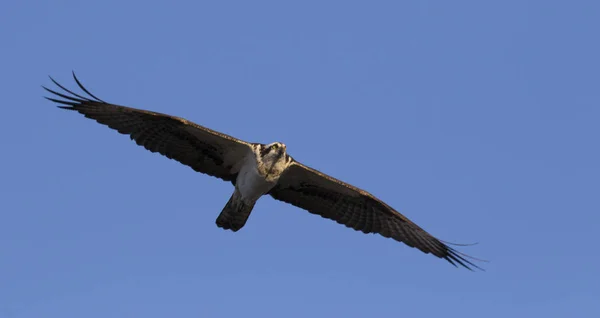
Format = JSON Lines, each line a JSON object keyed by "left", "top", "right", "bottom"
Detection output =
{"left": 44, "top": 73, "right": 482, "bottom": 270}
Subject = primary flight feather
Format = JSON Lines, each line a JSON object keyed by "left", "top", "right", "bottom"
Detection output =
{"left": 44, "top": 72, "right": 483, "bottom": 270}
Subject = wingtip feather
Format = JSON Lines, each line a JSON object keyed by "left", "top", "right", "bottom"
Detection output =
{"left": 444, "top": 246, "right": 487, "bottom": 271}
{"left": 71, "top": 71, "right": 106, "bottom": 103}
{"left": 43, "top": 72, "right": 109, "bottom": 108}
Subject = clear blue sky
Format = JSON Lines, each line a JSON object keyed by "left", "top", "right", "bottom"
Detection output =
{"left": 1, "top": 1, "right": 598, "bottom": 317}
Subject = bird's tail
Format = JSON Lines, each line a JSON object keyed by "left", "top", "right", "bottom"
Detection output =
{"left": 216, "top": 189, "right": 256, "bottom": 232}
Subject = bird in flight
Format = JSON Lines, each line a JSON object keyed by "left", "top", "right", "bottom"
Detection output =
{"left": 44, "top": 72, "right": 483, "bottom": 270}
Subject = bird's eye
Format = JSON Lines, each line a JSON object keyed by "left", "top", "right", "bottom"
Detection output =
{"left": 271, "top": 144, "right": 279, "bottom": 149}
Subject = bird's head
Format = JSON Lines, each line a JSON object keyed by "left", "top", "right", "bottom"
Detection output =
{"left": 255, "top": 142, "right": 290, "bottom": 178}
{"left": 260, "top": 142, "right": 287, "bottom": 160}
{"left": 257, "top": 141, "right": 290, "bottom": 170}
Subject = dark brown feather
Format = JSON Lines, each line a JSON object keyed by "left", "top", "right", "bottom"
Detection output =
{"left": 270, "top": 161, "right": 483, "bottom": 270}
{"left": 43, "top": 73, "right": 253, "bottom": 181}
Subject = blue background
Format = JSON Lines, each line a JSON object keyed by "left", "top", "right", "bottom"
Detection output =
{"left": 1, "top": 1, "right": 599, "bottom": 317}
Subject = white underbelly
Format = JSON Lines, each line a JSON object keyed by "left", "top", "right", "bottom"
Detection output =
{"left": 236, "top": 161, "right": 275, "bottom": 202}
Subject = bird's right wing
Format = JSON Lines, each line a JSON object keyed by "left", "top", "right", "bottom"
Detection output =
{"left": 43, "top": 73, "right": 253, "bottom": 182}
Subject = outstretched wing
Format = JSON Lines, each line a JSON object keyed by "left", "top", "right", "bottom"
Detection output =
{"left": 270, "top": 160, "right": 482, "bottom": 270}
{"left": 43, "top": 73, "right": 253, "bottom": 182}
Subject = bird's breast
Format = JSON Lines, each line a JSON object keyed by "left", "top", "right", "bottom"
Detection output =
{"left": 236, "top": 158, "right": 276, "bottom": 202}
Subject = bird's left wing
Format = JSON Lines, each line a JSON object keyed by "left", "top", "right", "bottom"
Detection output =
{"left": 43, "top": 73, "right": 253, "bottom": 182}
{"left": 269, "top": 160, "right": 481, "bottom": 270}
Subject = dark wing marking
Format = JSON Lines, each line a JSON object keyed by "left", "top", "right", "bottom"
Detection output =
{"left": 43, "top": 72, "right": 253, "bottom": 182}
{"left": 270, "top": 160, "right": 483, "bottom": 270}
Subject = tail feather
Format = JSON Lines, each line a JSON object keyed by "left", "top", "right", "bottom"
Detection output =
{"left": 216, "top": 190, "right": 256, "bottom": 232}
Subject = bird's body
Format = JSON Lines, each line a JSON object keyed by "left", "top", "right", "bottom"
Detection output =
{"left": 43, "top": 73, "right": 483, "bottom": 270}
{"left": 217, "top": 142, "right": 291, "bottom": 231}
{"left": 236, "top": 151, "right": 275, "bottom": 202}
